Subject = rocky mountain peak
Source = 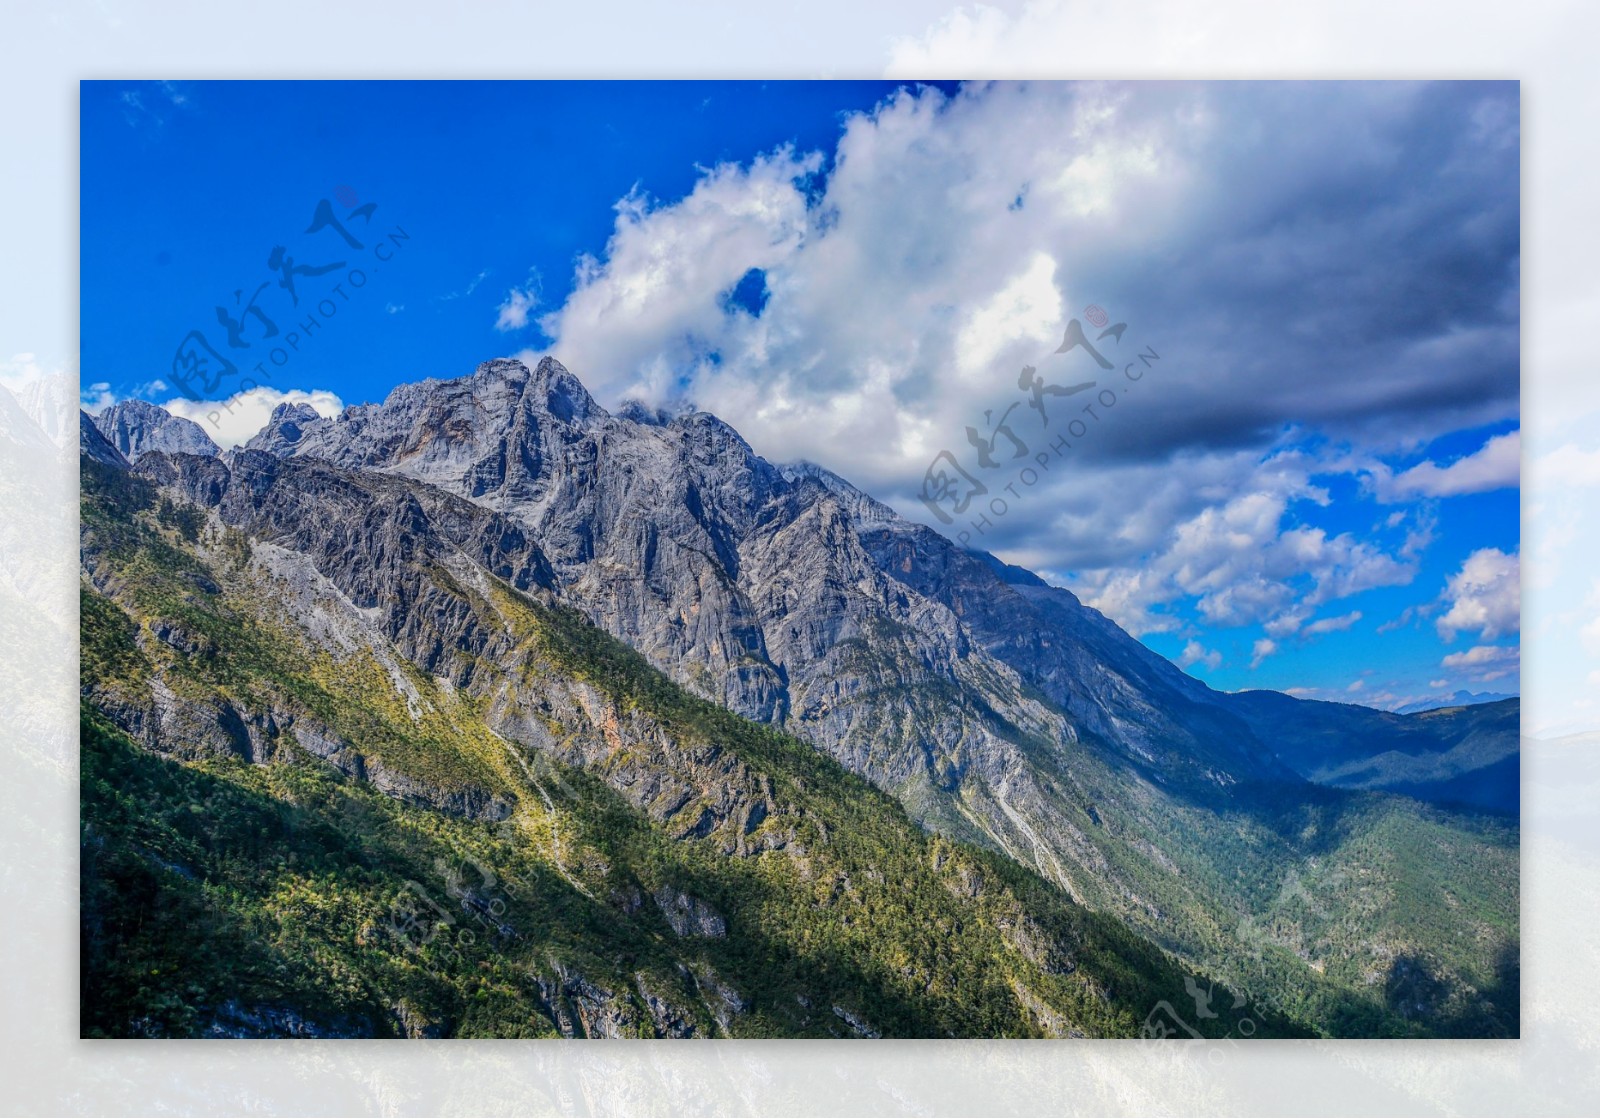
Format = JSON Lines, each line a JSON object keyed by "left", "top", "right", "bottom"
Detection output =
{"left": 526, "top": 355, "right": 602, "bottom": 425}
{"left": 468, "top": 355, "right": 603, "bottom": 427}
{"left": 0, "top": 384, "right": 60, "bottom": 456}
{"left": 217, "top": 355, "right": 1517, "bottom": 822}
{"left": 93, "top": 398, "right": 219, "bottom": 462}
{"left": 244, "top": 401, "right": 330, "bottom": 456}
{"left": 16, "top": 369, "right": 76, "bottom": 448}
{"left": 272, "top": 401, "right": 322, "bottom": 424}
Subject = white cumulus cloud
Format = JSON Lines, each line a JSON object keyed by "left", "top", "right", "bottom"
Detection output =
{"left": 525, "top": 79, "right": 1514, "bottom": 670}
{"left": 1439, "top": 643, "right": 1520, "bottom": 683}
{"left": 1178, "top": 640, "right": 1222, "bottom": 672}
{"left": 1302, "top": 610, "right": 1363, "bottom": 637}
{"left": 160, "top": 386, "right": 344, "bottom": 449}
{"left": 1437, "top": 547, "right": 1520, "bottom": 642}
{"left": 495, "top": 271, "right": 542, "bottom": 332}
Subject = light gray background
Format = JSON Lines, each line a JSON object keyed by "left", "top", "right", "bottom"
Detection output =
{"left": 1, "top": 1, "right": 1594, "bottom": 1114}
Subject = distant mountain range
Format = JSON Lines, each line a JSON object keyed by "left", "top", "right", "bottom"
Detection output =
{"left": 77, "top": 358, "right": 1520, "bottom": 1038}
{"left": 1391, "top": 690, "right": 1518, "bottom": 715}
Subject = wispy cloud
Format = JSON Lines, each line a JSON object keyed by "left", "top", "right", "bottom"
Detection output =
{"left": 1374, "top": 430, "right": 1520, "bottom": 501}
{"left": 1440, "top": 643, "right": 1520, "bottom": 683}
{"left": 1538, "top": 443, "right": 1600, "bottom": 487}
{"left": 1178, "top": 640, "right": 1222, "bottom": 672}
{"left": 1, "top": 353, "right": 57, "bottom": 393}
{"left": 440, "top": 269, "right": 490, "bottom": 301}
{"left": 118, "top": 81, "right": 191, "bottom": 129}
{"left": 80, "top": 381, "right": 117, "bottom": 413}
{"left": 495, "top": 271, "right": 542, "bottom": 332}
{"left": 1302, "top": 610, "right": 1363, "bottom": 638}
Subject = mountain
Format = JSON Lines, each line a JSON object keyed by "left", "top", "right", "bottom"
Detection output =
{"left": 78, "top": 358, "right": 1519, "bottom": 1038}
{"left": 80, "top": 449, "right": 1303, "bottom": 1040}
{"left": 79, "top": 410, "right": 129, "bottom": 468}
{"left": 1224, "top": 693, "right": 1520, "bottom": 814}
{"left": 1393, "top": 690, "right": 1517, "bottom": 715}
{"left": 92, "top": 398, "right": 219, "bottom": 462}
{"left": 244, "top": 401, "right": 326, "bottom": 456}
{"left": 1, "top": 383, "right": 60, "bottom": 458}
{"left": 2, "top": 388, "right": 73, "bottom": 771}
{"left": 14, "top": 369, "right": 76, "bottom": 448}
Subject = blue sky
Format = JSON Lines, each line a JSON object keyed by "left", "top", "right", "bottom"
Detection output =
{"left": 81, "top": 80, "right": 1520, "bottom": 710}
{"left": 82, "top": 80, "right": 926, "bottom": 407}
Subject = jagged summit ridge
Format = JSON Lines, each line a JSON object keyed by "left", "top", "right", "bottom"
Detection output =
{"left": 92, "top": 360, "right": 1522, "bottom": 821}
{"left": 238, "top": 356, "right": 1516, "bottom": 808}
{"left": 240, "top": 356, "right": 1297, "bottom": 809}
{"left": 243, "top": 401, "right": 328, "bottom": 456}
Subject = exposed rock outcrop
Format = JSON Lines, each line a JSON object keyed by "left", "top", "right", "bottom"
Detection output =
{"left": 94, "top": 399, "right": 219, "bottom": 462}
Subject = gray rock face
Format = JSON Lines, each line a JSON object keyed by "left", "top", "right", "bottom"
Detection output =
{"left": 652, "top": 885, "right": 727, "bottom": 938}
{"left": 108, "top": 446, "right": 788, "bottom": 852}
{"left": 831, "top": 1004, "right": 881, "bottom": 1039}
{"left": 79, "top": 410, "right": 129, "bottom": 468}
{"left": 198, "top": 1001, "right": 366, "bottom": 1040}
{"left": 689, "top": 963, "right": 746, "bottom": 1034}
{"left": 93, "top": 399, "right": 219, "bottom": 462}
{"left": 532, "top": 960, "right": 710, "bottom": 1039}
{"left": 281, "top": 358, "right": 795, "bottom": 726}
{"left": 244, "top": 401, "right": 330, "bottom": 456}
